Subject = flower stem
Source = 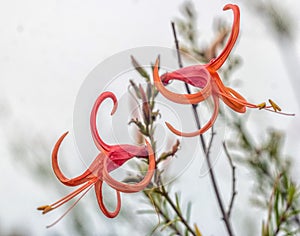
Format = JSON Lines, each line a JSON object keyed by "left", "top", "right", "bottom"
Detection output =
{"left": 159, "top": 181, "right": 196, "bottom": 236}
{"left": 133, "top": 77, "right": 196, "bottom": 235}
{"left": 144, "top": 190, "right": 182, "bottom": 235}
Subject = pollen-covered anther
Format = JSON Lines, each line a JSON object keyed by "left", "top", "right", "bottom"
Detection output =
{"left": 37, "top": 205, "right": 53, "bottom": 214}
{"left": 37, "top": 205, "right": 49, "bottom": 211}
{"left": 42, "top": 206, "right": 53, "bottom": 214}
{"left": 268, "top": 99, "right": 282, "bottom": 112}
{"left": 257, "top": 102, "right": 266, "bottom": 110}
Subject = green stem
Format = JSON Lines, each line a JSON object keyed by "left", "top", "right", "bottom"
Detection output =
{"left": 159, "top": 182, "right": 196, "bottom": 236}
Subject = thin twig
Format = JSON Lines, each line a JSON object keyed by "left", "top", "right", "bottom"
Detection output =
{"left": 171, "top": 21, "right": 235, "bottom": 236}
{"left": 171, "top": 22, "right": 183, "bottom": 68}
{"left": 274, "top": 202, "right": 292, "bottom": 236}
{"left": 144, "top": 190, "right": 182, "bottom": 236}
{"left": 223, "top": 142, "right": 237, "bottom": 218}
{"left": 292, "top": 205, "right": 300, "bottom": 226}
{"left": 171, "top": 22, "right": 205, "bottom": 152}
{"left": 265, "top": 173, "right": 283, "bottom": 234}
{"left": 206, "top": 127, "right": 216, "bottom": 156}
{"left": 145, "top": 172, "right": 196, "bottom": 235}
{"left": 159, "top": 183, "right": 196, "bottom": 236}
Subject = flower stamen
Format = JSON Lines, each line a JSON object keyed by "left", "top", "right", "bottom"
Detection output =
{"left": 37, "top": 205, "right": 50, "bottom": 211}
{"left": 46, "top": 185, "right": 93, "bottom": 228}
{"left": 268, "top": 99, "right": 282, "bottom": 112}
{"left": 257, "top": 102, "right": 266, "bottom": 110}
{"left": 38, "top": 180, "right": 96, "bottom": 215}
{"left": 41, "top": 206, "right": 53, "bottom": 214}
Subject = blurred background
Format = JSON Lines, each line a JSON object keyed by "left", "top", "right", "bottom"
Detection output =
{"left": 0, "top": 0, "right": 299, "bottom": 235}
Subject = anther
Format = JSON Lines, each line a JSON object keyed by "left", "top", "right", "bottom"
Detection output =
{"left": 268, "top": 99, "right": 282, "bottom": 112}
{"left": 43, "top": 206, "right": 53, "bottom": 214}
{"left": 37, "top": 205, "right": 49, "bottom": 211}
{"left": 257, "top": 102, "right": 266, "bottom": 110}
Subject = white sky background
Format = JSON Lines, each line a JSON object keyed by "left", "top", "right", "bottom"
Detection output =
{"left": 0, "top": 0, "right": 300, "bottom": 235}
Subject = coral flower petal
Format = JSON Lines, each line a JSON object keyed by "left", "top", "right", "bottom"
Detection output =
{"left": 165, "top": 95, "right": 220, "bottom": 137}
{"left": 161, "top": 65, "right": 210, "bottom": 88}
{"left": 210, "top": 72, "right": 249, "bottom": 113}
{"left": 153, "top": 59, "right": 212, "bottom": 104}
{"left": 102, "top": 140, "right": 155, "bottom": 193}
{"left": 206, "top": 4, "right": 240, "bottom": 71}
{"left": 219, "top": 87, "right": 247, "bottom": 113}
{"left": 94, "top": 181, "right": 121, "bottom": 218}
{"left": 90, "top": 91, "right": 118, "bottom": 153}
{"left": 52, "top": 132, "right": 98, "bottom": 186}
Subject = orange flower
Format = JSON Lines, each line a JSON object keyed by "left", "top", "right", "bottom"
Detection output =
{"left": 38, "top": 92, "right": 155, "bottom": 227}
{"left": 154, "top": 4, "right": 293, "bottom": 137}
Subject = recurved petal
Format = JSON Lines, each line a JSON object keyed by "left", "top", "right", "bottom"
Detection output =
{"left": 214, "top": 76, "right": 258, "bottom": 112}
{"left": 219, "top": 87, "right": 247, "bottom": 113}
{"left": 102, "top": 140, "right": 155, "bottom": 193}
{"left": 206, "top": 4, "right": 240, "bottom": 71}
{"left": 94, "top": 181, "right": 121, "bottom": 218}
{"left": 211, "top": 72, "right": 249, "bottom": 113}
{"left": 153, "top": 59, "right": 212, "bottom": 104}
{"left": 165, "top": 95, "right": 220, "bottom": 137}
{"left": 90, "top": 91, "right": 118, "bottom": 153}
{"left": 52, "top": 132, "right": 96, "bottom": 186}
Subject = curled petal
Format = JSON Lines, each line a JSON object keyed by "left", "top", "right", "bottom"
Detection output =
{"left": 219, "top": 87, "right": 248, "bottom": 113}
{"left": 165, "top": 95, "right": 220, "bottom": 137}
{"left": 94, "top": 181, "right": 121, "bottom": 218}
{"left": 211, "top": 72, "right": 252, "bottom": 113}
{"left": 52, "top": 132, "right": 97, "bottom": 186}
{"left": 90, "top": 91, "right": 118, "bottom": 153}
{"left": 153, "top": 59, "right": 212, "bottom": 104}
{"left": 102, "top": 140, "right": 155, "bottom": 193}
{"left": 207, "top": 4, "right": 240, "bottom": 71}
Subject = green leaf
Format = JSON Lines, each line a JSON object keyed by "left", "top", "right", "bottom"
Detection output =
{"left": 136, "top": 209, "right": 157, "bottom": 215}
{"left": 286, "top": 209, "right": 300, "bottom": 218}
{"left": 184, "top": 202, "right": 192, "bottom": 236}
{"left": 275, "top": 188, "right": 280, "bottom": 226}
{"left": 287, "top": 184, "right": 296, "bottom": 205}
{"left": 186, "top": 201, "right": 192, "bottom": 223}
{"left": 146, "top": 82, "right": 153, "bottom": 101}
{"left": 175, "top": 193, "right": 182, "bottom": 215}
{"left": 131, "top": 55, "right": 150, "bottom": 82}
{"left": 129, "top": 80, "right": 141, "bottom": 99}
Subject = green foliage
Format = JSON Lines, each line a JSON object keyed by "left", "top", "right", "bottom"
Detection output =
{"left": 262, "top": 173, "right": 300, "bottom": 236}
{"left": 227, "top": 117, "right": 300, "bottom": 235}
